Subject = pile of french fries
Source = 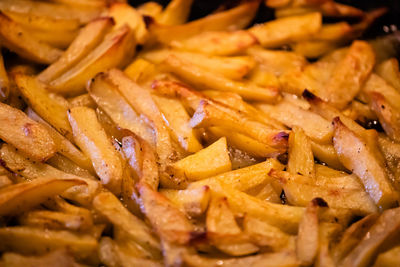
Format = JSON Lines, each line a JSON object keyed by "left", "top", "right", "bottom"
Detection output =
{"left": 0, "top": 0, "right": 399, "bottom": 266}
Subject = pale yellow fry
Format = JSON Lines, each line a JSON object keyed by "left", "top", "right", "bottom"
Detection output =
{"left": 288, "top": 127, "right": 315, "bottom": 177}
{"left": 157, "top": 0, "right": 193, "bottom": 25}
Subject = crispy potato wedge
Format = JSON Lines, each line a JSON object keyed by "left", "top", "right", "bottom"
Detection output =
{"left": 68, "top": 106, "right": 123, "bottom": 194}
{"left": 248, "top": 12, "right": 322, "bottom": 48}
{"left": 38, "top": 17, "right": 114, "bottom": 83}
{"left": 161, "top": 55, "right": 279, "bottom": 102}
{"left": 0, "top": 226, "right": 98, "bottom": 264}
{"left": 160, "top": 186, "right": 210, "bottom": 217}
{"left": 170, "top": 30, "right": 257, "bottom": 56}
{"left": 0, "top": 144, "right": 100, "bottom": 206}
{"left": 375, "top": 58, "right": 400, "bottom": 91}
{"left": 0, "top": 13, "right": 62, "bottom": 64}
{"left": 168, "top": 137, "right": 231, "bottom": 181}
{"left": 14, "top": 74, "right": 73, "bottom": 140}
{"left": 152, "top": 94, "right": 203, "bottom": 153}
{"left": 93, "top": 191, "right": 161, "bottom": 256}
{"left": 287, "top": 127, "right": 315, "bottom": 177}
{"left": 157, "top": 0, "right": 193, "bottom": 25}
{"left": 150, "top": 1, "right": 260, "bottom": 43}
{"left": 0, "top": 177, "right": 85, "bottom": 216}
{"left": 0, "top": 102, "right": 56, "bottom": 161}
{"left": 138, "top": 182, "right": 195, "bottom": 245}
{"left": 341, "top": 208, "right": 400, "bottom": 267}
{"left": 332, "top": 117, "right": 398, "bottom": 209}
{"left": 49, "top": 25, "right": 136, "bottom": 96}
{"left": 323, "top": 41, "right": 375, "bottom": 109}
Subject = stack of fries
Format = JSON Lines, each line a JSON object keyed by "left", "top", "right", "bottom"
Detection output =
{"left": 0, "top": 0, "right": 400, "bottom": 266}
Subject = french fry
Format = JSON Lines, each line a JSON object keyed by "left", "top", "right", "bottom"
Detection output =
{"left": 160, "top": 186, "right": 210, "bottom": 217}
{"left": 340, "top": 208, "right": 400, "bottom": 267}
{"left": 248, "top": 12, "right": 322, "bottom": 48}
{"left": 68, "top": 93, "right": 97, "bottom": 108}
{"left": 373, "top": 246, "right": 400, "bottom": 267}
{"left": 28, "top": 28, "right": 78, "bottom": 49}
{"left": 93, "top": 191, "right": 161, "bottom": 256}
{"left": 0, "top": 13, "right": 62, "bottom": 64}
{"left": 0, "top": 226, "right": 99, "bottom": 264}
{"left": 311, "top": 140, "right": 344, "bottom": 170}
{"left": 150, "top": 1, "right": 260, "bottom": 43}
{"left": 124, "top": 58, "right": 159, "bottom": 84}
{"left": 68, "top": 106, "right": 123, "bottom": 194}
{"left": 162, "top": 55, "right": 279, "bottom": 102}
{"left": 332, "top": 213, "right": 379, "bottom": 263}
{"left": 143, "top": 49, "right": 256, "bottom": 80}
{"left": 157, "top": 0, "right": 193, "bottom": 25}
{"left": 44, "top": 196, "right": 93, "bottom": 225}
{"left": 38, "top": 17, "right": 114, "bottom": 83}
{"left": 168, "top": 137, "right": 231, "bottom": 181}
{"left": 122, "top": 131, "right": 159, "bottom": 190}
{"left": 206, "top": 196, "right": 259, "bottom": 256}
{"left": 152, "top": 94, "right": 203, "bottom": 153}
{"left": 108, "top": 2, "right": 148, "bottom": 44}
{"left": 296, "top": 198, "right": 326, "bottom": 266}
{"left": 375, "top": 58, "right": 400, "bottom": 91}
{"left": 46, "top": 154, "right": 95, "bottom": 180}
{"left": 0, "top": 102, "right": 56, "bottom": 161}
{"left": 137, "top": 2, "right": 163, "bottom": 18}
{"left": 332, "top": 117, "right": 398, "bottom": 209}
{"left": 48, "top": 0, "right": 107, "bottom": 8}
{"left": 323, "top": 41, "right": 375, "bottom": 109}
{"left": 138, "top": 182, "right": 195, "bottom": 245}
{"left": 377, "top": 135, "right": 400, "bottom": 182}
{"left": 0, "top": 144, "right": 100, "bottom": 206}
{"left": 14, "top": 74, "right": 73, "bottom": 140}
{"left": 88, "top": 72, "right": 155, "bottom": 147}
{"left": 0, "top": 50, "right": 9, "bottom": 102}
{"left": 26, "top": 107, "right": 93, "bottom": 171}
{"left": 190, "top": 100, "right": 289, "bottom": 151}
{"left": 49, "top": 25, "right": 136, "bottom": 96}
{"left": 0, "top": 177, "right": 85, "bottom": 216}
{"left": 315, "top": 222, "right": 342, "bottom": 267}
{"left": 287, "top": 127, "right": 315, "bottom": 177}
{"left": 291, "top": 40, "right": 342, "bottom": 58}
{"left": 257, "top": 101, "right": 332, "bottom": 144}
{"left": 170, "top": 30, "right": 257, "bottom": 56}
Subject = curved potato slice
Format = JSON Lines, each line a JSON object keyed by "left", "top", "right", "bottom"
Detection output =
{"left": 0, "top": 177, "right": 85, "bottom": 216}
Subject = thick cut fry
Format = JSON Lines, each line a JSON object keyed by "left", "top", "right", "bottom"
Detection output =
{"left": 28, "top": 28, "right": 78, "bottom": 49}
{"left": 152, "top": 94, "right": 203, "bottom": 153}
{"left": 0, "top": 13, "right": 62, "bottom": 64}
{"left": 190, "top": 100, "right": 288, "bottom": 151}
{"left": 0, "top": 249, "right": 82, "bottom": 267}
{"left": 171, "top": 30, "right": 257, "bottom": 56}
{"left": 206, "top": 197, "right": 259, "bottom": 256}
{"left": 0, "top": 226, "right": 98, "bottom": 264}
{"left": 324, "top": 41, "right": 375, "bottom": 109}
{"left": 0, "top": 144, "right": 100, "bottom": 206}
{"left": 150, "top": 1, "right": 260, "bottom": 43}
{"left": 0, "top": 177, "right": 85, "bottom": 216}
{"left": 332, "top": 118, "right": 398, "bottom": 209}
{"left": 375, "top": 58, "right": 400, "bottom": 91}
{"left": 138, "top": 183, "right": 194, "bottom": 245}
{"left": 297, "top": 198, "right": 325, "bottom": 266}
{"left": 369, "top": 92, "right": 400, "bottom": 142}
{"left": 88, "top": 72, "right": 155, "bottom": 147}
{"left": 157, "top": 0, "right": 193, "bottom": 25}
{"left": 287, "top": 127, "right": 314, "bottom": 177}
{"left": 341, "top": 208, "right": 400, "bottom": 267}
{"left": 311, "top": 141, "right": 344, "bottom": 170}
{"left": 169, "top": 137, "right": 231, "bottom": 181}
{"left": 257, "top": 101, "right": 333, "bottom": 144}
{"left": 108, "top": 3, "right": 148, "bottom": 44}
{"left": 248, "top": 12, "right": 322, "bottom": 48}
{"left": 160, "top": 186, "right": 210, "bottom": 217}
{"left": 162, "top": 55, "right": 279, "bottom": 102}
{"left": 122, "top": 132, "right": 159, "bottom": 190}
{"left": 38, "top": 17, "right": 114, "bottom": 83}
{"left": 362, "top": 73, "right": 400, "bottom": 111}
{"left": 93, "top": 191, "right": 161, "bottom": 256}
{"left": 49, "top": 25, "right": 135, "bottom": 95}
{"left": 0, "top": 102, "right": 56, "bottom": 161}
{"left": 14, "top": 74, "right": 73, "bottom": 140}
{"left": 68, "top": 107, "right": 123, "bottom": 194}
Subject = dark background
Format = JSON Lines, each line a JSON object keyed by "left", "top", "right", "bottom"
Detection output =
{"left": 130, "top": 0, "right": 400, "bottom": 38}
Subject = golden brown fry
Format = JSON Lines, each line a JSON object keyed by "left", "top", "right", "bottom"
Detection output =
{"left": 373, "top": 246, "right": 400, "bottom": 267}
{"left": 0, "top": 13, "right": 62, "bottom": 64}
{"left": 375, "top": 58, "right": 400, "bottom": 91}
{"left": 157, "top": 0, "right": 193, "bottom": 25}
{"left": 287, "top": 127, "right": 314, "bottom": 177}
{"left": 0, "top": 102, "right": 56, "bottom": 161}
{"left": 248, "top": 12, "right": 322, "bottom": 48}
{"left": 68, "top": 106, "right": 123, "bottom": 194}
{"left": 27, "top": 28, "right": 78, "bottom": 49}
{"left": 332, "top": 117, "right": 398, "bottom": 209}
{"left": 0, "top": 51, "right": 9, "bottom": 102}
{"left": 137, "top": 1, "right": 163, "bottom": 17}
{"left": 0, "top": 177, "right": 85, "bottom": 216}
{"left": 38, "top": 17, "right": 114, "bottom": 83}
